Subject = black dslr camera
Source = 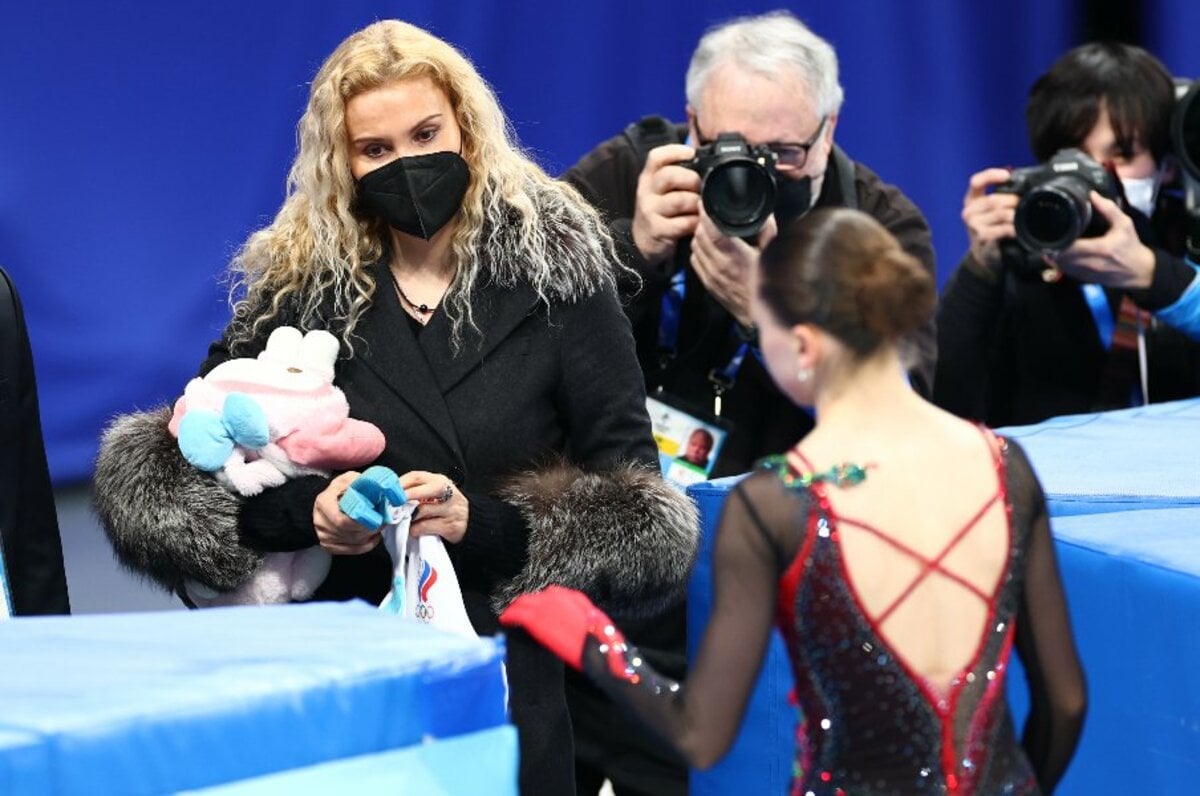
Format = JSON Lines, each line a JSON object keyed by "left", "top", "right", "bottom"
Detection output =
{"left": 997, "top": 148, "right": 1121, "bottom": 253}
{"left": 680, "top": 132, "right": 779, "bottom": 238}
{"left": 1173, "top": 79, "right": 1200, "bottom": 258}
{"left": 1175, "top": 79, "right": 1200, "bottom": 182}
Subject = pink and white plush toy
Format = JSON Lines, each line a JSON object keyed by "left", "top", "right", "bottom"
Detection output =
{"left": 168, "top": 326, "right": 385, "bottom": 606}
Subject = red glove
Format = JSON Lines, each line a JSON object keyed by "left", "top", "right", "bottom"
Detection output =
{"left": 500, "top": 585, "right": 633, "bottom": 680}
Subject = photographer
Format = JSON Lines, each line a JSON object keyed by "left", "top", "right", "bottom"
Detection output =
{"left": 562, "top": 10, "right": 935, "bottom": 795}
{"left": 936, "top": 42, "right": 1200, "bottom": 427}
{"left": 566, "top": 11, "right": 936, "bottom": 481}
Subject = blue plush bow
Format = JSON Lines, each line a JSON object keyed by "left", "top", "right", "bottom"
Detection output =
{"left": 177, "top": 392, "right": 271, "bottom": 472}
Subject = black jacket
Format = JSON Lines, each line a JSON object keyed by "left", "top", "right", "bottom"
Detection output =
{"left": 0, "top": 266, "right": 70, "bottom": 616}
{"left": 564, "top": 119, "right": 938, "bottom": 478}
{"left": 94, "top": 215, "right": 699, "bottom": 795}
{"left": 935, "top": 193, "right": 1200, "bottom": 427}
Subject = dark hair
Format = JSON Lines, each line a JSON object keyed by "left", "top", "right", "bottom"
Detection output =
{"left": 1026, "top": 42, "right": 1176, "bottom": 163}
{"left": 757, "top": 208, "right": 934, "bottom": 357}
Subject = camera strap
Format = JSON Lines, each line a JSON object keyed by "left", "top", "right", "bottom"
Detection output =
{"left": 623, "top": 115, "right": 682, "bottom": 167}
{"left": 829, "top": 145, "right": 859, "bottom": 210}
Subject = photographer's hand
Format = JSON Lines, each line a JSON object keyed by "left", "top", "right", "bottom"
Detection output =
{"left": 962, "top": 168, "right": 1019, "bottom": 270}
{"left": 632, "top": 144, "right": 702, "bottom": 264}
{"left": 691, "top": 207, "right": 777, "bottom": 328}
{"left": 1054, "top": 192, "right": 1155, "bottom": 289}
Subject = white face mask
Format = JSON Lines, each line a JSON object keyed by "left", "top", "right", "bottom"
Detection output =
{"left": 1121, "top": 174, "right": 1159, "bottom": 218}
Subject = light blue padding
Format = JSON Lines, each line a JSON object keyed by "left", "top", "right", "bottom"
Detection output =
{"left": 338, "top": 465, "right": 406, "bottom": 530}
{"left": 1005, "top": 506, "right": 1200, "bottom": 794}
{"left": 182, "top": 725, "right": 519, "bottom": 795}
{"left": 1154, "top": 260, "right": 1200, "bottom": 340}
{"left": 0, "top": 728, "right": 45, "bottom": 793}
{"left": 178, "top": 408, "right": 235, "bottom": 471}
{"left": 222, "top": 392, "right": 270, "bottom": 449}
{"left": 0, "top": 602, "right": 508, "bottom": 795}
{"left": 996, "top": 397, "right": 1200, "bottom": 516}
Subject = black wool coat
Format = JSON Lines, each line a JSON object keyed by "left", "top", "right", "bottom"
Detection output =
{"left": 95, "top": 256, "right": 699, "bottom": 796}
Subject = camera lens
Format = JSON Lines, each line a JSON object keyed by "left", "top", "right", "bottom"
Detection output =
{"left": 702, "top": 160, "right": 776, "bottom": 238}
{"left": 1015, "top": 177, "right": 1092, "bottom": 252}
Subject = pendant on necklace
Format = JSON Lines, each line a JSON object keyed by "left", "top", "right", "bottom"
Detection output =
{"left": 390, "top": 273, "right": 437, "bottom": 316}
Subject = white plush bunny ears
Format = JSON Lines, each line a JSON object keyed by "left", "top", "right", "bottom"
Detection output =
{"left": 257, "top": 327, "right": 340, "bottom": 379}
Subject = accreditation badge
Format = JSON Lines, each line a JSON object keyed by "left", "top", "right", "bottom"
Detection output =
{"left": 646, "top": 393, "right": 733, "bottom": 490}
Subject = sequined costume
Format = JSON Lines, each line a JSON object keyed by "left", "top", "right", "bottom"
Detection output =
{"left": 577, "top": 434, "right": 1085, "bottom": 795}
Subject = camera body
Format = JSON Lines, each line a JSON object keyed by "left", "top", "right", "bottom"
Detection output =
{"left": 1173, "top": 78, "right": 1200, "bottom": 258}
{"left": 1174, "top": 79, "right": 1200, "bottom": 181}
{"left": 680, "top": 132, "right": 779, "bottom": 238}
{"left": 996, "top": 148, "right": 1121, "bottom": 253}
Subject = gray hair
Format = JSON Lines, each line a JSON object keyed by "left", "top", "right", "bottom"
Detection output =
{"left": 685, "top": 11, "right": 845, "bottom": 118}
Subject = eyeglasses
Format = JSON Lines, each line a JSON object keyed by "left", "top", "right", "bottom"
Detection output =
{"left": 694, "top": 115, "right": 829, "bottom": 171}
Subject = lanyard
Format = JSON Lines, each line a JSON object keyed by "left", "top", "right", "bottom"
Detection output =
{"left": 657, "top": 270, "right": 758, "bottom": 416}
{"left": 707, "top": 343, "right": 752, "bottom": 417}
{"left": 1080, "top": 283, "right": 1115, "bottom": 349}
{"left": 657, "top": 270, "right": 686, "bottom": 354}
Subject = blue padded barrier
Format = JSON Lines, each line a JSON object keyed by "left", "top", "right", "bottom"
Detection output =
{"left": 186, "top": 724, "right": 519, "bottom": 795}
{"left": 997, "top": 398, "right": 1200, "bottom": 517}
{"left": 685, "top": 399, "right": 1200, "bottom": 793}
{"left": 686, "top": 476, "right": 795, "bottom": 795}
{"left": 0, "top": 602, "right": 509, "bottom": 794}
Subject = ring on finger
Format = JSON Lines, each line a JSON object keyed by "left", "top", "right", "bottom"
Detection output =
{"left": 439, "top": 482, "right": 454, "bottom": 504}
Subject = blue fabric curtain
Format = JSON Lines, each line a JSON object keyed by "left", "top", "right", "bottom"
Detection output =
{"left": 1147, "top": 0, "right": 1200, "bottom": 77}
{"left": 1, "top": 1, "right": 1076, "bottom": 482}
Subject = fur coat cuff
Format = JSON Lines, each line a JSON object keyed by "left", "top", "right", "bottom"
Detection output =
{"left": 493, "top": 462, "right": 699, "bottom": 618}
{"left": 93, "top": 408, "right": 261, "bottom": 593}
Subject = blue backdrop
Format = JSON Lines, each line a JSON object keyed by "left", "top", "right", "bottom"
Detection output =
{"left": 2, "top": 1, "right": 1196, "bottom": 484}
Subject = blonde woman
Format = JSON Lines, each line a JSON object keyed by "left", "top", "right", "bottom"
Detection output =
{"left": 95, "top": 20, "right": 697, "bottom": 793}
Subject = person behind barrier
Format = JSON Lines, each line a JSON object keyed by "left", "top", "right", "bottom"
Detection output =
{"left": 92, "top": 20, "right": 698, "bottom": 794}
{"left": 502, "top": 207, "right": 1087, "bottom": 795}
{"left": 562, "top": 12, "right": 936, "bottom": 793}
{"left": 0, "top": 267, "right": 71, "bottom": 618}
{"left": 565, "top": 10, "right": 937, "bottom": 481}
{"left": 936, "top": 42, "right": 1200, "bottom": 427}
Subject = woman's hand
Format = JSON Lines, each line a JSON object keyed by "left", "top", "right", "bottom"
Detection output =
{"left": 402, "top": 470, "right": 469, "bottom": 543}
{"left": 313, "top": 471, "right": 383, "bottom": 555}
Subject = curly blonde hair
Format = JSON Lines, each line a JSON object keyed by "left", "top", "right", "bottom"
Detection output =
{"left": 227, "top": 19, "right": 615, "bottom": 349}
